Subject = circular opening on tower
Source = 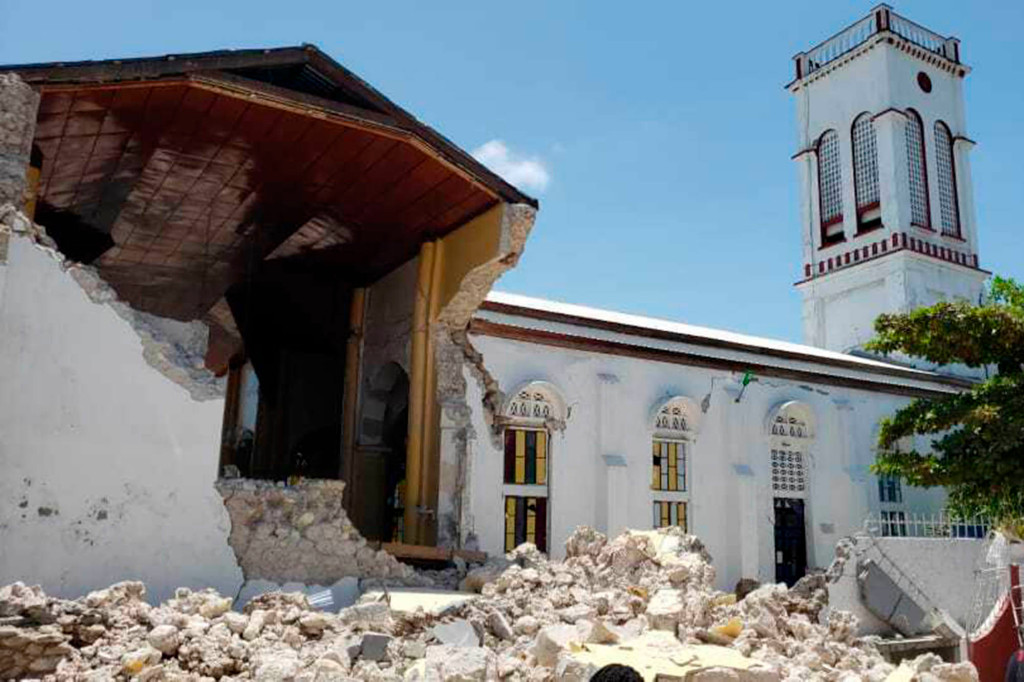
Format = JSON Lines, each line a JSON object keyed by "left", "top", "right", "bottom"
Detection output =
{"left": 917, "top": 72, "right": 933, "bottom": 93}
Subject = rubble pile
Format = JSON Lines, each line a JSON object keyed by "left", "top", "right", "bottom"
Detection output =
{"left": 0, "top": 527, "right": 978, "bottom": 681}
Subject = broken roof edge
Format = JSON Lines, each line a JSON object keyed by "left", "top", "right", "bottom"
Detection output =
{"left": 478, "top": 291, "right": 973, "bottom": 391}
{"left": 0, "top": 44, "right": 538, "bottom": 210}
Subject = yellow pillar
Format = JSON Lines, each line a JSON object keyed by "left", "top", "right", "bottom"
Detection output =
{"left": 340, "top": 287, "right": 367, "bottom": 491}
{"left": 420, "top": 239, "right": 445, "bottom": 545}
{"left": 23, "top": 165, "right": 40, "bottom": 221}
{"left": 404, "top": 242, "right": 436, "bottom": 544}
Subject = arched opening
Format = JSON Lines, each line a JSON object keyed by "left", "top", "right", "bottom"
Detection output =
{"left": 500, "top": 381, "right": 566, "bottom": 553}
{"left": 766, "top": 400, "right": 815, "bottom": 586}
{"left": 851, "top": 112, "right": 881, "bottom": 232}
{"left": 649, "top": 396, "right": 700, "bottom": 532}
{"left": 817, "top": 129, "right": 845, "bottom": 246}
{"left": 905, "top": 109, "right": 931, "bottom": 229}
{"left": 351, "top": 362, "right": 409, "bottom": 542}
{"left": 934, "top": 120, "right": 961, "bottom": 238}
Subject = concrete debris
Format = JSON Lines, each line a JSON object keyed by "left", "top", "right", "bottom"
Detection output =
{"left": 216, "top": 478, "right": 428, "bottom": 586}
{"left": 0, "top": 526, "right": 977, "bottom": 681}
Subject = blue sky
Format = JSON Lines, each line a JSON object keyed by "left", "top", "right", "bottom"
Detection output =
{"left": 1, "top": 1, "right": 1020, "bottom": 343}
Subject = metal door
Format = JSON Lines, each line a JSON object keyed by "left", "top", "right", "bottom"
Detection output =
{"left": 774, "top": 497, "right": 807, "bottom": 586}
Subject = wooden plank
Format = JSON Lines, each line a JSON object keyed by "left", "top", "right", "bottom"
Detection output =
{"left": 377, "top": 542, "right": 488, "bottom": 564}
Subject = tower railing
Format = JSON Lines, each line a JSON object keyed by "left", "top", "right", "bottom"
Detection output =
{"left": 889, "top": 13, "right": 948, "bottom": 56}
{"left": 793, "top": 5, "right": 961, "bottom": 81}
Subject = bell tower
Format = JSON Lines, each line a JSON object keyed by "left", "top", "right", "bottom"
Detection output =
{"left": 790, "top": 5, "right": 988, "bottom": 354}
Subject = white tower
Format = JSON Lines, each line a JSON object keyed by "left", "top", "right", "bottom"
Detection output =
{"left": 790, "top": 5, "right": 987, "bottom": 354}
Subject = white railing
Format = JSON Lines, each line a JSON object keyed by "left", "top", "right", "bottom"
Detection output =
{"left": 804, "top": 15, "right": 877, "bottom": 75}
{"left": 794, "top": 7, "right": 960, "bottom": 81}
{"left": 889, "top": 13, "right": 947, "bottom": 56}
{"left": 866, "top": 511, "right": 991, "bottom": 539}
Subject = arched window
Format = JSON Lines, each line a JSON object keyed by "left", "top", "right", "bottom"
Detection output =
{"left": 934, "top": 121, "right": 961, "bottom": 238}
{"left": 905, "top": 109, "right": 931, "bottom": 229}
{"left": 817, "top": 129, "right": 845, "bottom": 245}
{"left": 501, "top": 381, "right": 566, "bottom": 553}
{"left": 852, "top": 113, "right": 880, "bottom": 231}
{"left": 650, "top": 396, "right": 700, "bottom": 531}
{"left": 766, "top": 401, "right": 815, "bottom": 498}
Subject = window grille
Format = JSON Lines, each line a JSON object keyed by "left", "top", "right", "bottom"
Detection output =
{"left": 653, "top": 501, "right": 687, "bottom": 531}
{"left": 934, "top": 121, "right": 961, "bottom": 237}
{"left": 905, "top": 111, "right": 931, "bottom": 228}
{"left": 771, "top": 448, "right": 806, "bottom": 496}
{"left": 852, "top": 114, "right": 879, "bottom": 213}
{"left": 504, "top": 496, "right": 547, "bottom": 552}
{"left": 651, "top": 440, "right": 686, "bottom": 492}
{"left": 878, "top": 474, "right": 903, "bottom": 504}
{"left": 817, "top": 130, "right": 844, "bottom": 242}
{"left": 880, "top": 510, "right": 908, "bottom": 537}
{"left": 771, "top": 414, "right": 809, "bottom": 439}
{"left": 507, "top": 389, "right": 555, "bottom": 420}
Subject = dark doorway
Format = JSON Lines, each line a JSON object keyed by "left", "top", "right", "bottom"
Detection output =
{"left": 350, "top": 363, "right": 409, "bottom": 542}
{"left": 774, "top": 497, "right": 807, "bottom": 586}
{"left": 221, "top": 261, "right": 352, "bottom": 481}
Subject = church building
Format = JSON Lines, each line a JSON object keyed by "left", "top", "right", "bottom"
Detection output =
{"left": 459, "top": 4, "right": 988, "bottom": 590}
{"left": 0, "top": 5, "right": 991, "bottom": 602}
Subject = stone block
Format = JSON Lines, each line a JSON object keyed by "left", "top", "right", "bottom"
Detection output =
{"left": 360, "top": 631, "right": 392, "bottom": 661}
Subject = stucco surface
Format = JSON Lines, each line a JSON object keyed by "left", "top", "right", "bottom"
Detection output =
{"left": 464, "top": 331, "right": 947, "bottom": 592}
{"left": 0, "top": 233, "right": 242, "bottom": 604}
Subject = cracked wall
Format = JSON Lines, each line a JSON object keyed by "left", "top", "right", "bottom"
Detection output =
{"left": 0, "top": 215, "right": 241, "bottom": 603}
{"left": 0, "top": 206, "right": 225, "bottom": 400}
{"left": 432, "top": 202, "right": 537, "bottom": 547}
{"left": 216, "top": 478, "right": 423, "bottom": 585}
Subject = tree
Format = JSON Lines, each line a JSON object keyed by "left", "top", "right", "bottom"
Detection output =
{"left": 868, "top": 276, "right": 1024, "bottom": 533}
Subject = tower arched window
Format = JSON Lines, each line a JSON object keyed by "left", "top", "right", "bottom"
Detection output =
{"left": 500, "top": 381, "right": 566, "bottom": 553}
{"left": 934, "top": 121, "right": 961, "bottom": 238}
{"left": 852, "top": 113, "right": 880, "bottom": 231}
{"left": 905, "top": 109, "right": 931, "bottom": 229}
{"left": 817, "top": 129, "right": 844, "bottom": 245}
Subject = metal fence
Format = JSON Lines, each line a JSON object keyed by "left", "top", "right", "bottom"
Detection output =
{"left": 866, "top": 510, "right": 991, "bottom": 539}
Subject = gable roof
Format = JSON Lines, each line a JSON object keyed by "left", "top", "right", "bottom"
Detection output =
{"left": 2, "top": 44, "right": 537, "bottom": 209}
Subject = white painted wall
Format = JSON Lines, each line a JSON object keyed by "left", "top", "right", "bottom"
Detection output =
{"left": 0, "top": 235, "right": 242, "bottom": 604}
{"left": 798, "top": 250, "right": 988, "bottom": 356}
{"left": 464, "top": 329, "right": 949, "bottom": 592}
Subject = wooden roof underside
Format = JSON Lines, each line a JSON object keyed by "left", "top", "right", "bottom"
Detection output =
{"left": 7, "top": 46, "right": 536, "bottom": 321}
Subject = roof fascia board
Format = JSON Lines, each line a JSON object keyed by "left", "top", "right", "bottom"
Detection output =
{"left": 470, "top": 318, "right": 958, "bottom": 400}
{"left": 477, "top": 301, "right": 969, "bottom": 391}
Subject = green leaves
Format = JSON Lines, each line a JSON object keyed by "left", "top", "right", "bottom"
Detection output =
{"left": 870, "top": 277, "right": 1024, "bottom": 527}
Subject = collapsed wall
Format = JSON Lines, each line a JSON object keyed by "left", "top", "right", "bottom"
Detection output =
{"left": 0, "top": 207, "right": 240, "bottom": 605}
{"left": 216, "top": 478, "right": 427, "bottom": 587}
{"left": 0, "top": 527, "right": 980, "bottom": 681}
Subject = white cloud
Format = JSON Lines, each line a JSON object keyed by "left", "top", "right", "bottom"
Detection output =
{"left": 471, "top": 139, "right": 551, "bottom": 193}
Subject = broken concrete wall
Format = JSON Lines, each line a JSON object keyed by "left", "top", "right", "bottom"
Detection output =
{"left": 215, "top": 478, "right": 424, "bottom": 585}
{"left": 0, "top": 74, "right": 38, "bottom": 208}
{"left": 433, "top": 203, "right": 537, "bottom": 548}
{"left": 0, "top": 226, "right": 242, "bottom": 604}
{"left": 828, "top": 534, "right": 990, "bottom": 635}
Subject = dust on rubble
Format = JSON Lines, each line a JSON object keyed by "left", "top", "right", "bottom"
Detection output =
{"left": 0, "top": 526, "right": 978, "bottom": 681}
